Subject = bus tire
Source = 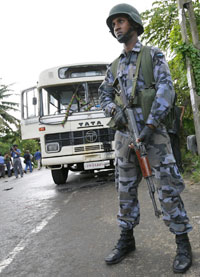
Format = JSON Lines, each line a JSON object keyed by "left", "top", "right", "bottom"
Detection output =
{"left": 51, "top": 168, "right": 69, "bottom": 185}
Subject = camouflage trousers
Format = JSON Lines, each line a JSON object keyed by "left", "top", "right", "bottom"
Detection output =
{"left": 115, "top": 126, "right": 192, "bottom": 235}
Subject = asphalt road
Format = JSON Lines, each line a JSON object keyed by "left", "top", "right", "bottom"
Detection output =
{"left": 0, "top": 168, "right": 200, "bottom": 277}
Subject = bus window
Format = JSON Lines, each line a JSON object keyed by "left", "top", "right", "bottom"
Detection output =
{"left": 49, "top": 94, "right": 59, "bottom": 115}
{"left": 39, "top": 81, "right": 102, "bottom": 116}
{"left": 22, "top": 87, "right": 38, "bottom": 119}
{"left": 88, "top": 82, "right": 101, "bottom": 109}
{"left": 59, "top": 65, "right": 106, "bottom": 79}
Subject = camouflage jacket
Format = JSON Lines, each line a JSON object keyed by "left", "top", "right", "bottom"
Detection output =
{"left": 98, "top": 40, "right": 175, "bottom": 129}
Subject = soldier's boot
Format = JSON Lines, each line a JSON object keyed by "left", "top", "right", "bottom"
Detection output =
{"left": 105, "top": 229, "right": 135, "bottom": 265}
{"left": 173, "top": 233, "right": 192, "bottom": 273}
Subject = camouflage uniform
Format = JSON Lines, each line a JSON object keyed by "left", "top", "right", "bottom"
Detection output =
{"left": 99, "top": 40, "right": 192, "bottom": 235}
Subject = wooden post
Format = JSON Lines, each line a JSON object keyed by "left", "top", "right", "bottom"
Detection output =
{"left": 187, "top": 0, "right": 200, "bottom": 49}
{"left": 177, "top": 0, "right": 200, "bottom": 155}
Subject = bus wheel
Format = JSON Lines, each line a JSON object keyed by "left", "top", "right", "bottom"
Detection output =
{"left": 51, "top": 168, "right": 69, "bottom": 185}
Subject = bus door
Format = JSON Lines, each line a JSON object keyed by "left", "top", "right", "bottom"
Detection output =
{"left": 21, "top": 86, "right": 40, "bottom": 139}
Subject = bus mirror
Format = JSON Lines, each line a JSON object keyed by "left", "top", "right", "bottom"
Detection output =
{"left": 32, "top": 97, "right": 37, "bottom": 105}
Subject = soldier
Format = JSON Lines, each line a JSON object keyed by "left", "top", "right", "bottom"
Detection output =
{"left": 98, "top": 3, "right": 192, "bottom": 274}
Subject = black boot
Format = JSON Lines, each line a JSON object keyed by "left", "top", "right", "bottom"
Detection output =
{"left": 173, "top": 233, "right": 192, "bottom": 273}
{"left": 105, "top": 229, "right": 135, "bottom": 265}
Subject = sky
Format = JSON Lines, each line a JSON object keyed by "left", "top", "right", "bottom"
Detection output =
{"left": 0, "top": 0, "right": 155, "bottom": 117}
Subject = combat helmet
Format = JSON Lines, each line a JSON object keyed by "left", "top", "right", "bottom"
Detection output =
{"left": 106, "top": 3, "right": 144, "bottom": 36}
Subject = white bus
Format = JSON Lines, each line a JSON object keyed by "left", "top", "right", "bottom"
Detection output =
{"left": 21, "top": 63, "right": 115, "bottom": 185}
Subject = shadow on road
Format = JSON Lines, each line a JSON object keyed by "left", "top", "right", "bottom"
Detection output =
{"left": 56, "top": 169, "right": 115, "bottom": 192}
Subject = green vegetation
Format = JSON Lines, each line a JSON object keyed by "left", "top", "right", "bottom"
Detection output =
{"left": 176, "top": 43, "right": 200, "bottom": 96}
{"left": 0, "top": 81, "right": 40, "bottom": 157}
{"left": 182, "top": 151, "right": 200, "bottom": 183}
{"left": 1, "top": 0, "right": 200, "bottom": 179}
{"left": 0, "top": 127, "right": 40, "bottom": 158}
{"left": 141, "top": 0, "right": 200, "bottom": 181}
{"left": 0, "top": 82, "right": 19, "bottom": 134}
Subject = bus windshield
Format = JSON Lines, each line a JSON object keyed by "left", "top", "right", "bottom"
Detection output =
{"left": 40, "top": 81, "right": 101, "bottom": 116}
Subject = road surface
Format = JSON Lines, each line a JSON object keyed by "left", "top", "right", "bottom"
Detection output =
{"left": 0, "top": 168, "right": 200, "bottom": 276}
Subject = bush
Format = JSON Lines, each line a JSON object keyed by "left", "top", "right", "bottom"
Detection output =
{"left": 182, "top": 150, "right": 200, "bottom": 183}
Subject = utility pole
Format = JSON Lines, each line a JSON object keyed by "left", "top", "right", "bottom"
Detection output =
{"left": 177, "top": 0, "right": 200, "bottom": 155}
{"left": 187, "top": 1, "right": 200, "bottom": 49}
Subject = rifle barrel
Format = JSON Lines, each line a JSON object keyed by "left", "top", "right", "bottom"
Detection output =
{"left": 146, "top": 178, "right": 162, "bottom": 218}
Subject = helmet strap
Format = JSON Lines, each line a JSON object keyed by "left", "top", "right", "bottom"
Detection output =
{"left": 117, "top": 25, "right": 135, "bottom": 43}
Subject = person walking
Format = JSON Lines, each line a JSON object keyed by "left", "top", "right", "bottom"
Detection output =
{"left": 0, "top": 152, "right": 5, "bottom": 178}
{"left": 4, "top": 152, "right": 12, "bottom": 177}
{"left": 24, "top": 150, "right": 33, "bottom": 173}
{"left": 34, "top": 149, "right": 41, "bottom": 170}
{"left": 10, "top": 144, "right": 23, "bottom": 178}
{"left": 99, "top": 3, "right": 192, "bottom": 274}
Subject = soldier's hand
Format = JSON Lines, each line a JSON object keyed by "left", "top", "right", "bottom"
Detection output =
{"left": 112, "top": 106, "right": 127, "bottom": 129}
{"left": 137, "top": 125, "right": 155, "bottom": 145}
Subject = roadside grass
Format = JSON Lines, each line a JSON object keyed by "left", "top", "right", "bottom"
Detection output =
{"left": 182, "top": 151, "right": 200, "bottom": 184}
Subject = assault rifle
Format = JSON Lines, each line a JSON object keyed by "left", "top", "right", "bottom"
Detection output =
{"left": 117, "top": 77, "right": 162, "bottom": 218}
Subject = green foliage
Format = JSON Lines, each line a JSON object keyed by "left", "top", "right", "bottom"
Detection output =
{"left": 0, "top": 126, "right": 40, "bottom": 156}
{"left": 0, "top": 138, "right": 40, "bottom": 157}
{"left": 175, "top": 43, "right": 200, "bottom": 95}
{"left": 182, "top": 150, "right": 200, "bottom": 183}
{"left": 20, "top": 139, "right": 40, "bottom": 156}
{"left": 0, "top": 128, "right": 21, "bottom": 154}
{"left": 0, "top": 81, "right": 20, "bottom": 134}
{"left": 0, "top": 78, "right": 40, "bottom": 157}
{"left": 191, "top": 169, "right": 200, "bottom": 183}
{"left": 0, "top": 141, "right": 10, "bottom": 155}
{"left": 142, "top": 0, "right": 178, "bottom": 52}
{"left": 141, "top": 0, "right": 200, "bottom": 152}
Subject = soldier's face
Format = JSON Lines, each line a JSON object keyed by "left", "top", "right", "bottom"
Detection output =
{"left": 112, "top": 16, "right": 136, "bottom": 43}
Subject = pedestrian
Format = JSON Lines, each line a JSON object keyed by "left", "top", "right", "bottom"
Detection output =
{"left": 4, "top": 152, "right": 12, "bottom": 177}
{"left": 24, "top": 150, "right": 33, "bottom": 173}
{"left": 98, "top": 3, "right": 192, "bottom": 274}
{"left": 168, "top": 105, "right": 185, "bottom": 173}
{"left": 34, "top": 149, "right": 41, "bottom": 170}
{"left": 0, "top": 152, "right": 5, "bottom": 178}
{"left": 10, "top": 144, "right": 23, "bottom": 178}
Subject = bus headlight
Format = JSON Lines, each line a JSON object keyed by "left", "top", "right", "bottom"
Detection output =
{"left": 46, "top": 142, "right": 60, "bottom": 153}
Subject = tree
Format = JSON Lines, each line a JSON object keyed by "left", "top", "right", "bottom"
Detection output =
{"left": 0, "top": 81, "right": 40, "bottom": 157}
{"left": 0, "top": 126, "right": 40, "bottom": 157}
{"left": 20, "top": 139, "right": 40, "bottom": 157}
{"left": 0, "top": 81, "right": 20, "bottom": 134}
{"left": 141, "top": 0, "right": 200, "bottom": 147}
{"left": 142, "top": 0, "right": 200, "bottom": 52}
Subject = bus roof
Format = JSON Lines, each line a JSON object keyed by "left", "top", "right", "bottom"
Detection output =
{"left": 38, "top": 62, "right": 108, "bottom": 88}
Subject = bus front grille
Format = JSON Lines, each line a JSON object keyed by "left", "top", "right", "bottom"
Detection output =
{"left": 74, "top": 146, "right": 85, "bottom": 152}
{"left": 74, "top": 145, "right": 101, "bottom": 153}
{"left": 45, "top": 128, "right": 115, "bottom": 150}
